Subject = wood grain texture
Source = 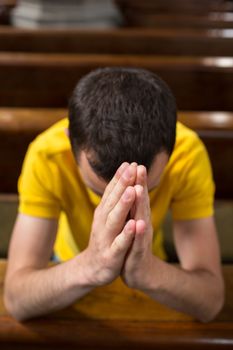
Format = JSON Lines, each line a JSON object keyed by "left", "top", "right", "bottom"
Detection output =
{"left": 123, "top": 13, "right": 233, "bottom": 29}
{"left": 0, "top": 260, "right": 233, "bottom": 349}
{"left": 116, "top": 0, "right": 231, "bottom": 13}
{"left": 0, "top": 53, "right": 233, "bottom": 110}
{"left": 116, "top": 0, "right": 233, "bottom": 29}
{"left": 1, "top": 26, "right": 233, "bottom": 56}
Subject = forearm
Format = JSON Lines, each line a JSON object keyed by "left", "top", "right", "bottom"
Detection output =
{"left": 4, "top": 252, "right": 93, "bottom": 321}
{"left": 141, "top": 257, "right": 224, "bottom": 322}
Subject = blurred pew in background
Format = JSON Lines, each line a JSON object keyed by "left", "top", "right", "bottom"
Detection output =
{"left": 0, "top": 108, "right": 232, "bottom": 199}
{"left": 0, "top": 53, "right": 233, "bottom": 110}
{"left": 1, "top": 26, "right": 233, "bottom": 56}
{"left": 116, "top": 0, "right": 233, "bottom": 29}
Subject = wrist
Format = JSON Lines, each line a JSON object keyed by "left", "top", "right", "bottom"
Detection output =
{"left": 71, "top": 250, "right": 98, "bottom": 290}
{"left": 136, "top": 255, "right": 164, "bottom": 293}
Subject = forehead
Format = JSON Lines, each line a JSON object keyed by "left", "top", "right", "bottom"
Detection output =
{"left": 78, "top": 151, "right": 169, "bottom": 195}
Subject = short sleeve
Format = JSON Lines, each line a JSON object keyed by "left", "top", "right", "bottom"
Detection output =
{"left": 18, "top": 141, "right": 61, "bottom": 219}
{"left": 171, "top": 135, "right": 215, "bottom": 221}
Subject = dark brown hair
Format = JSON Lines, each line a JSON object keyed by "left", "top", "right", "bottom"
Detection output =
{"left": 68, "top": 67, "right": 177, "bottom": 181}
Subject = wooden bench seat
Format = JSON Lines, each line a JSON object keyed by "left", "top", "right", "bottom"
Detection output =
{"left": 0, "top": 108, "right": 232, "bottom": 198}
{"left": 0, "top": 259, "right": 232, "bottom": 349}
{"left": 0, "top": 53, "right": 233, "bottom": 110}
{"left": 1, "top": 26, "right": 233, "bottom": 57}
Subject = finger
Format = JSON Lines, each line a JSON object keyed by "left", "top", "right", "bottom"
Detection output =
{"left": 102, "top": 163, "right": 137, "bottom": 216}
{"left": 106, "top": 186, "right": 136, "bottom": 235}
{"left": 136, "top": 165, "right": 147, "bottom": 186}
{"left": 110, "top": 219, "right": 136, "bottom": 259}
{"left": 129, "top": 219, "right": 146, "bottom": 255}
{"left": 134, "top": 165, "right": 151, "bottom": 222}
{"left": 101, "top": 162, "right": 129, "bottom": 204}
{"left": 131, "top": 184, "right": 143, "bottom": 218}
{"left": 134, "top": 184, "right": 151, "bottom": 225}
{"left": 136, "top": 219, "right": 146, "bottom": 234}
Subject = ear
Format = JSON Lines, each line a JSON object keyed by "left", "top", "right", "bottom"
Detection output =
{"left": 64, "top": 128, "right": 69, "bottom": 137}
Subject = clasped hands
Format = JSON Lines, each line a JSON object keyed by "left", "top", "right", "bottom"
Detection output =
{"left": 84, "top": 162, "right": 155, "bottom": 291}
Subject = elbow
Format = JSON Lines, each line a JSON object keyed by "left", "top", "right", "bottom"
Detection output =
{"left": 198, "top": 281, "right": 225, "bottom": 323}
{"left": 3, "top": 284, "right": 28, "bottom": 322}
{"left": 199, "top": 298, "right": 224, "bottom": 323}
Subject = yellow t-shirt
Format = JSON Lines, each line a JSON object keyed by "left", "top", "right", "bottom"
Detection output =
{"left": 18, "top": 118, "right": 215, "bottom": 262}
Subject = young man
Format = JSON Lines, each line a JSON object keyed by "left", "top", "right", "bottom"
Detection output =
{"left": 4, "top": 67, "right": 224, "bottom": 322}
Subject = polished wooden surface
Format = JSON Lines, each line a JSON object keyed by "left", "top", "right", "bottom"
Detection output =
{"left": 1, "top": 108, "right": 233, "bottom": 132}
{"left": 0, "top": 53, "right": 233, "bottom": 110}
{"left": 1, "top": 110, "right": 233, "bottom": 138}
{"left": 1, "top": 26, "right": 233, "bottom": 56}
{"left": 0, "top": 108, "right": 233, "bottom": 197}
{"left": 116, "top": 0, "right": 232, "bottom": 13}
{"left": 0, "top": 260, "right": 233, "bottom": 349}
{"left": 122, "top": 12, "right": 233, "bottom": 29}
{"left": 117, "top": 0, "right": 233, "bottom": 28}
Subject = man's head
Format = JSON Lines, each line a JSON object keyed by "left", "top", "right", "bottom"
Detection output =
{"left": 68, "top": 67, "right": 177, "bottom": 193}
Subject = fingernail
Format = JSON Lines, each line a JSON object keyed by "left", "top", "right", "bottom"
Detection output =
{"left": 119, "top": 162, "right": 129, "bottom": 173}
{"left": 123, "top": 165, "right": 133, "bottom": 180}
{"left": 131, "top": 162, "right": 137, "bottom": 167}
{"left": 138, "top": 165, "right": 146, "bottom": 181}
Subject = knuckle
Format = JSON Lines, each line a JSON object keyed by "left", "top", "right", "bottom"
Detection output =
{"left": 104, "top": 199, "right": 114, "bottom": 215}
{"left": 106, "top": 210, "right": 117, "bottom": 228}
{"left": 101, "top": 251, "right": 111, "bottom": 267}
{"left": 105, "top": 180, "right": 112, "bottom": 193}
{"left": 119, "top": 174, "right": 128, "bottom": 187}
{"left": 112, "top": 238, "right": 122, "bottom": 254}
{"left": 93, "top": 205, "right": 106, "bottom": 224}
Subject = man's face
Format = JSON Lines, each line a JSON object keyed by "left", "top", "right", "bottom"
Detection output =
{"left": 78, "top": 150, "right": 169, "bottom": 196}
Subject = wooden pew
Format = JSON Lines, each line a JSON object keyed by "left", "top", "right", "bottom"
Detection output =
{"left": 0, "top": 0, "right": 16, "bottom": 25}
{"left": 116, "top": 0, "right": 233, "bottom": 14}
{"left": 120, "top": 12, "right": 233, "bottom": 29}
{"left": 0, "top": 108, "right": 232, "bottom": 199}
{"left": 0, "top": 259, "right": 233, "bottom": 349}
{"left": 1, "top": 27, "right": 233, "bottom": 57}
{"left": 0, "top": 53, "right": 233, "bottom": 110}
{"left": 116, "top": 0, "right": 233, "bottom": 29}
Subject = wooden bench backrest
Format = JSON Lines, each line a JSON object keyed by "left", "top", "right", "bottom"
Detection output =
{"left": 0, "top": 109, "right": 232, "bottom": 199}
{"left": 121, "top": 12, "right": 233, "bottom": 29}
{"left": 1, "top": 27, "right": 233, "bottom": 57}
{"left": 1, "top": 53, "right": 233, "bottom": 111}
{"left": 116, "top": 0, "right": 232, "bottom": 13}
{"left": 117, "top": 0, "right": 233, "bottom": 28}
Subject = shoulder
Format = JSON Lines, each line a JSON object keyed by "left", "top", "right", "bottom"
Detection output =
{"left": 168, "top": 122, "right": 215, "bottom": 220}
{"left": 164, "top": 121, "right": 214, "bottom": 196}
{"left": 175, "top": 121, "right": 201, "bottom": 149}
{"left": 170, "top": 121, "right": 207, "bottom": 169}
{"left": 29, "top": 118, "right": 71, "bottom": 159}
